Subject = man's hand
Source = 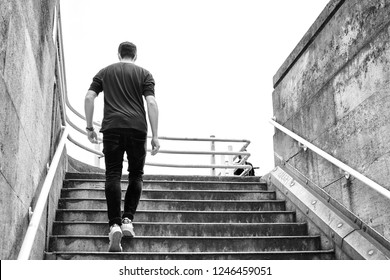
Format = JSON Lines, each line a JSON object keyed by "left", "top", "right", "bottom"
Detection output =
{"left": 151, "top": 136, "right": 160, "bottom": 155}
{"left": 87, "top": 130, "right": 99, "bottom": 144}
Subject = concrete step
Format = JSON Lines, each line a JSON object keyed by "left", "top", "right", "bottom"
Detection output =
{"left": 64, "top": 180, "right": 267, "bottom": 191}
{"left": 61, "top": 188, "right": 276, "bottom": 200}
{"left": 56, "top": 209, "right": 296, "bottom": 223}
{"left": 65, "top": 173, "right": 263, "bottom": 183}
{"left": 46, "top": 250, "right": 335, "bottom": 260}
{"left": 58, "top": 198, "right": 286, "bottom": 211}
{"left": 52, "top": 221, "right": 308, "bottom": 236}
{"left": 49, "top": 235, "right": 322, "bottom": 253}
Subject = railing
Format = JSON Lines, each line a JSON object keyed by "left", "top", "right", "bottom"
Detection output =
{"left": 66, "top": 117, "right": 252, "bottom": 174}
{"left": 17, "top": 127, "right": 69, "bottom": 260}
{"left": 269, "top": 118, "right": 390, "bottom": 200}
{"left": 67, "top": 120, "right": 253, "bottom": 176}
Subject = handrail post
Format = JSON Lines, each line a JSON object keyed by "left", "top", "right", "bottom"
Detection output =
{"left": 220, "top": 154, "right": 225, "bottom": 176}
{"left": 227, "top": 145, "right": 233, "bottom": 175}
{"left": 210, "top": 135, "right": 216, "bottom": 176}
{"left": 225, "top": 159, "right": 230, "bottom": 176}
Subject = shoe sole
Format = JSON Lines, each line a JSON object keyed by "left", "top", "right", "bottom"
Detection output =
{"left": 108, "top": 230, "right": 122, "bottom": 252}
{"left": 122, "top": 226, "right": 135, "bottom": 238}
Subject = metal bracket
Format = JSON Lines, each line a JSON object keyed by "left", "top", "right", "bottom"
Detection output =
{"left": 298, "top": 142, "right": 308, "bottom": 152}
{"left": 28, "top": 207, "right": 33, "bottom": 223}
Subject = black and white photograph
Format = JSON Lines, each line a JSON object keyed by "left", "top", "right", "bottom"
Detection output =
{"left": 1, "top": 0, "right": 389, "bottom": 279}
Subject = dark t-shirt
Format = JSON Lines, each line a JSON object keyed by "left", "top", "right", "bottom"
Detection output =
{"left": 89, "top": 62, "right": 155, "bottom": 133}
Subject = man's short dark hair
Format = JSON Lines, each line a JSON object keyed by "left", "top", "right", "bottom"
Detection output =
{"left": 118, "top": 42, "right": 137, "bottom": 59}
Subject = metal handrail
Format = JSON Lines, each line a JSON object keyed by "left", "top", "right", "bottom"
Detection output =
{"left": 68, "top": 134, "right": 103, "bottom": 156}
{"left": 68, "top": 132, "right": 252, "bottom": 171}
{"left": 66, "top": 115, "right": 251, "bottom": 159}
{"left": 152, "top": 136, "right": 249, "bottom": 143}
{"left": 65, "top": 96, "right": 252, "bottom": 173}
{"left": 66, "top": 125, "right": 252, "bottom": 174}
{"left": 66, "top": 115, "right": 101, "bottom": 140}
{"left": 66, "top": 111, "right": 252, "bottom": 173}
{"left": 147, "top": 162, "right": 253, "bottom": 169}
{"left": 67, "top": 135, "right": 251, "bottom": 158}
{"left": 17, "top": 127, "right": 69, "bottom": 260}
{"left": 150, "top": 150, "right": 250, "bottom": 156}
{"left": 270, "top": 118, "right": 390, "bottom": 200}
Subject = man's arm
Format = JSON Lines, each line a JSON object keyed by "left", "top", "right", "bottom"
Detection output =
{"left": 84, "top": 90, "right": 98, "bottom": 144}
{"left": 145, "top": 95, "right": 160, "bottom": 155}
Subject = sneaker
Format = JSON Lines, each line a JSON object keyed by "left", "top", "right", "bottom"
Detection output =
{"left": 121, "top": 218, "right": 135, "bottom": 237}
{"left": 108, "top": 224, "right": 123, "bottom": 252}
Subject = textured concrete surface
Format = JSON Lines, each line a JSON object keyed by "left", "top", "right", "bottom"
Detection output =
{"left": 273, "top": 0, "right": 345, "bottom": 87}
{"left": 56, "top": 210, "right": 296, "bottom": 224}
{"left": 47, "top": 251, "right": 335, "bottom": 260}
{"left": 272, "top": 0, "right": 390, "bottom": 241}
{"left": 52, "top": 222, "right": 308, "bottom": 237}
{"left": 57, "top": 198, "right": 287, "bottom": 211}
{"left": 67, "top": 156, "right": 105, "bottom": 173}
{"left": 65, "top": 172, "right": 263, "bottom": 182}
{"left": 61, "top": 188, "right": 276, "bottom": 200}
{"left": 50, "top": 236, "right": 322, "bottom": 253}
{"left": 0, "top": 0, "right": 65, "bottom": 259}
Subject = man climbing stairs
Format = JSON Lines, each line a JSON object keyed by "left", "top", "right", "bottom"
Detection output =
{"left": 45, "top": 173, "right": 334, "bottom": 260}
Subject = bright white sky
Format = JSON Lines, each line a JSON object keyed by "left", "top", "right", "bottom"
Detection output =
{"left": 60, "top": 0, "right": 329, "bottom": 176}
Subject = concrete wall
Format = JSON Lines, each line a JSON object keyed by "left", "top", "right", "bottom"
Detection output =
{"left": 272, "top": 0, "right": 390, "bottom": 241}
{"left": 0, "top": 0, "right": 66, "bottom": 259}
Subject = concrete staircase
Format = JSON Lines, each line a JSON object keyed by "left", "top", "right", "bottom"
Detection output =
{"left": 45, "top": 173, "right": 335, "bottom": 260}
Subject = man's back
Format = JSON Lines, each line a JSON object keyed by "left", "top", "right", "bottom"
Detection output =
{"left": 89, "top": 62, "right": 155, "bottom": 133}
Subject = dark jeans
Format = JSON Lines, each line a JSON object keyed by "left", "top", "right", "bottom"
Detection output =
{"left": 102, "top": 128, "right": 147, "bottom": 227}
